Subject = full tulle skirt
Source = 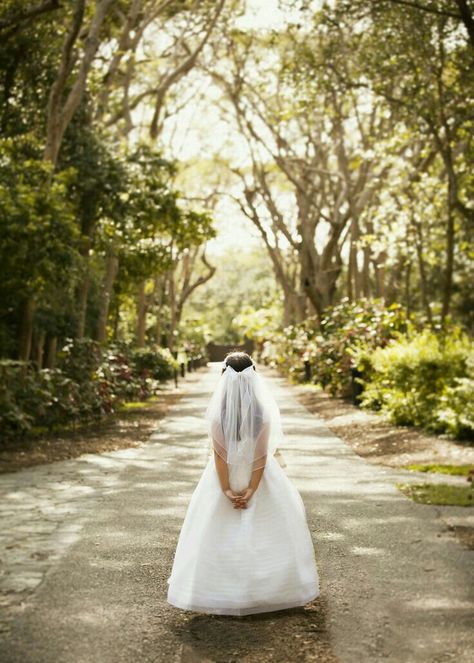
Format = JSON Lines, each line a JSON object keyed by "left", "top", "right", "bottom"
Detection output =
{"left": 167, "top": 455, "right": 320, "bottom": 616}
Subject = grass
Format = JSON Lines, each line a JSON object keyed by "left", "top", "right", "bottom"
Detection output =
{"left": 397, "top": 482, "right": 474, "bottom": 507}
{"left": 404, "top": 464, "right": 474, "bottom": 476}
{"left": 119, "top": 401, "right": 149, "bottom": 410}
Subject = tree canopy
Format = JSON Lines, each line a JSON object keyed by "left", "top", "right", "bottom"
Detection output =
{"left": 0, "top": 0, "right": 473, "bottom": 369}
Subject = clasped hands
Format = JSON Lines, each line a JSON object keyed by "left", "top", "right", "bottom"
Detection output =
{"left": 224, "top": 487, "right": 255, "bottom": 509}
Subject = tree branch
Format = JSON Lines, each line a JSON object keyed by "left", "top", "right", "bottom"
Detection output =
{"left": 149, "top": 0, "right": 225, "bottom": 138}
{"left": 0, "top": 0, "right": 61, "bottom": 31}
{"left": 380, "top": 0, "right": 461, "bottom": 20}
{"left": 456, "top": 0, "right": 474, "bottom": 48}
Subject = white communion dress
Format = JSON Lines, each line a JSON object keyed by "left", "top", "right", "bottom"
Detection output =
{"left": 167, "top": 365, "right": 320, "bottom": 616}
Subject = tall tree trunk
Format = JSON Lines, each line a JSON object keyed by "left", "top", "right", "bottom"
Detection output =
{"left": 441, "top": 190, "right": 455, "bottom": 324}
{"left": 362, "top": 219, "right": 374, "bottom": 298}
{"left": 456, "top": 0, "right": 474, "bottom": 49}
{"left": 44, "top": 336, "right": 57, "bottom": 369}
{"left": 347, "top": 218, "right": 360, "bottom": 301}
{"left": 35, "top": 331, "right": 46, "bottom": 368}
{"left": 374, "top": 250, "right": 387, "bottom": 300}
{"left": 282, "top": 290, "right": 306, "bottom": 326}
{"left": 76, "top": 268, "right": 90, "bottom": 338}
{"left": 136, "top": 280, "right": 147, "bottom": 347}
{"left": 298, "top": 217, "right": 343, "bottom": 323}
{"left": 44, "top": 0, "right": 114, "bottom": 166}
{"left": 154, "top": 275, "right": 165, "bottom": 346}
{"left": 112, "top": 303, "right": 121, "bottom": 342}
{"left": 18, "top": 297, "right": 36, "bottom": 361}
{"left": 404, "top": 258, "right": 412, "bottom": 317}
{"left": 362, "top": 244, "right": 371, "bottom": 297}
{"left": 412, "top": 217, "right": 433, "bottom": 326}
{"left": 168, "top": 272, "right": 177, "bottom": 353}
{"left": 96, "top": 250, "right": 119, "bottom": 344}
{"left": 293, "top": 293, "right": 307, "bottom": 323}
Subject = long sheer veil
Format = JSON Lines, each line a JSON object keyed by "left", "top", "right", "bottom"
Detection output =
{"left": 205, "top": 364, "right": 283, "bottom": 471}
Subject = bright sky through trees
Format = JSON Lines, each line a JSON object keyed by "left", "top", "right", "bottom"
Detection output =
{"left": 1, "top": 0, "right": 472, "bottom": 366}
{"left": 154, "top": 0, "right": 307, "bottom": 255}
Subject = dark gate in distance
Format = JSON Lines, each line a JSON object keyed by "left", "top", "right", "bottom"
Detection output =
{"left": 206, "top": 339, "right": 254, "bottom": 363}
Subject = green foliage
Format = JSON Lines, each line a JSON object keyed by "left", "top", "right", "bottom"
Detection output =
{"left": 397, "top": 482, "right": 474, "bottom": 507}
{"left": 60, "top": 113, "right": 130, "bottom": 239}
{"left": 435, "top": 376, "right": 474, "bottom": 440}
{"left": 0, "top": 361, "right": 36, "bottom": 436}
{"left": 0, "top": 135, "right": 79, "bottom": 299}
{"left": 131, "top": 347, "right": 178, "bottom": 381}
{"left": 360, "top": 330, "right": 474, "bottom": 439}
{"left": 117, "top": 145, "right": 216, "bottom": 287}
{"left": 233, "top": 303, "right": 283, "bottom": 347}
{"left": 262, "top": 298, "right": 408, "bottom": 394}
{"left": 0, "top": 341, "right": 179, "bottom": 440}
{"left": 0, "top": 5, "right": 61, "bottom": 137}
{"left": 263, "top": 297, "right": 473, "bottom": 440}
{"left": 404, "top": 464, "right": 474, "bottom": 477}
{"left": 183, "top": 248, "right": 282, "bottom": 344}
{"left": 178, "top": 319, "right": 212, "bottom": 363}
{"left": 1, "top": 0, "right": 473, "bottom": 451}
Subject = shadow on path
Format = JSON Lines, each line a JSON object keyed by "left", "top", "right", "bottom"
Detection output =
{"left": 0, "top": 365, "right": 472, "bottom": 662}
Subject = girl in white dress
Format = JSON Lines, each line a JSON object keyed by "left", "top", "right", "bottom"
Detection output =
{"left": 167, "top": 352, "right": 320, "bottom": 616}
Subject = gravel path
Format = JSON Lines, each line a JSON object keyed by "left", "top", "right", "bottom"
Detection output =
{"left": 0, "top": 365, "right": 473, "bottom": 662}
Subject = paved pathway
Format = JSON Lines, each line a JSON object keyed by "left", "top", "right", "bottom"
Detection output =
{"left": 0, "top": 365, "right": 473, "bottom": 662}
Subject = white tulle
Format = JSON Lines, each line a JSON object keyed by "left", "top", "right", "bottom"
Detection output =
{"left": 205, "top": 364, "right": 283, "bottom": 471}
{"left": 167, "top": 455, "right": 320, "bottom": 616}
{"left": 167, "top": 367, "right": 320, "bottom": 616}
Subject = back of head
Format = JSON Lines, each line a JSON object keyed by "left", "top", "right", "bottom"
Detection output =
{"left": 207, "top": 349, "right": 282, "bottom": 468}
{"left": 223, "top": 351, "right": 254, "bottom": 373}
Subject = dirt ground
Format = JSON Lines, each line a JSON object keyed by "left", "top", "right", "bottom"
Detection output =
{"left": 1, "top": 367, "right": 473, "bottom": 661}
{"left": 170, "top": 597, "right": 338, "bottom": 663}
{"left": 294, "top": 384, "right": 474, "bottom": 551}
{"left": 0, "top": 387, "right": 183, "bottom": 475}
{"left": 294, "top": 385, "right": 474, "bottom": 470}
{"left": 0, "top": 368, "right": 340, "bottom": 663}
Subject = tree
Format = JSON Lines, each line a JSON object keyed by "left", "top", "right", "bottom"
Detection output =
{"left": 0, "top": 135, "right": 79, "bottom": 360}
{"left": 101, "top": 145, "right": 216, "bottom": 346}
{"left": 327, "top": 0, "right": 474, "bottom": 322}
{"left": 209, "top": 23, "right": 394, "bottom": 323}
{"left": 44, "top": 0, "right": 115, "bottom": 166}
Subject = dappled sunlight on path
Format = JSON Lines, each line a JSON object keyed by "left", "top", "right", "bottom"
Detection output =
{"left": 267, "top": 370, "right": 474, "bottom": 662}
{"left": 0, "top": 364, "right": 472, "bottom": 662}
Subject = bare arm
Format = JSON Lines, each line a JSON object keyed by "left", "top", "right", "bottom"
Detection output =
{"left": 239, "top": 422, "right": 270, "bottom": 506}
{"left": 214, "top": 450, "right": 244, "bottom": 509}
{"left": 249, "top": 464, "right": 265, "bottom": 493}
{"left": 211, "top": 421, "right": 241, "bottom": 507}
{"left": 238, "top": 463, "right": 265, "bottom": 506}
{"left": 212, "top": 420, "right": 268, "bottom": 509}
{"left": 214, "top": 450, "right": 230, "bottom": 492}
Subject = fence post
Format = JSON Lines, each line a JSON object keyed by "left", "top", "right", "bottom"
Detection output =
{"left": 172, "top": 350, "right": 178, "bottom": 387}
{"left": 350, "top": 367, "right": 364, "bottom": 406}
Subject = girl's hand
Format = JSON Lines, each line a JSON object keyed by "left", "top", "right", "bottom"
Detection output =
{"left": 238, "top": 487, "right": 255, "bottom": 506}
{"left": 224, "top": 489, "right": 246, "bottom": 509}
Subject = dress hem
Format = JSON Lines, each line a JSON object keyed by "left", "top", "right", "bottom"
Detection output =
{"left": 167, "top": 588, "right": 320, "bottom": 616}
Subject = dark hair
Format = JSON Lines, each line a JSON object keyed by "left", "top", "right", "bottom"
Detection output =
{"left": 222, "top": 351, "right": 255, "bottom": 373}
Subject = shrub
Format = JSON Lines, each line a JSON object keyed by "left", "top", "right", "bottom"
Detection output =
{"left": 434, "top": 348, "right": 474, "bottom": 439}
{"left": 96, "top": 345, "right": 143, "bottom": 407}
{"left": 131, "top": 347, "right": 178, "bottom": 381}
{"left": 0, "top": 341, "right": 180, "bottom": 441}
{"left": 360, "top": 330, "right": 474, "bottom": 439}
{"left": 262, "top": 298, "right": 408, "bottom": 396}
{"left": 0, "top": 361, "right": 36, "bottom": 436}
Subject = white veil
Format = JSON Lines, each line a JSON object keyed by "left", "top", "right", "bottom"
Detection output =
{"left": 205, "top": 363, "right": 283, "bottom": 471}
